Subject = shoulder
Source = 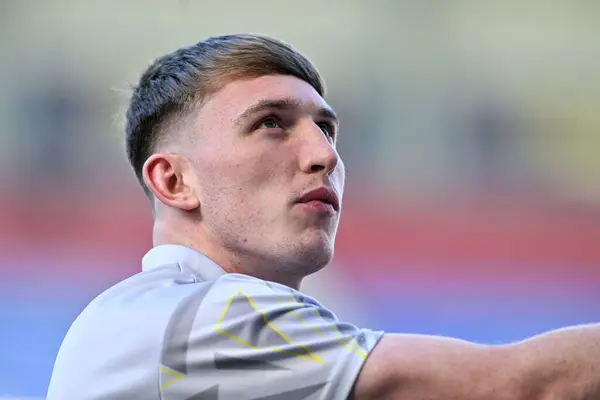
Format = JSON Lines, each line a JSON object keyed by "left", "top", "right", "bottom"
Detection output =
{"left": 60, "top": 264, "right": 215, "bottom": 356}
{"left": 48, "top": 265, "right": 208, "bottom": 398}
{"left": 86, "top": 264, "right": 205, "bottom": 312}
{"left": 159, "top": 273, "right": 385, "bottom": 399}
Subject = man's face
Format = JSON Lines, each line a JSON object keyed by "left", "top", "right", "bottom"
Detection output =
{"left": 187, "top": 74, "right": 345, "bottom": 278}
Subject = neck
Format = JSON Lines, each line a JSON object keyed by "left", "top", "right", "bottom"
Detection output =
{"left": 153, "top": 219, "right": 303, "bottom": 290}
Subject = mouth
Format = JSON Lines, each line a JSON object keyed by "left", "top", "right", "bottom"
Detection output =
{"left": 296, "top": 187, "right": 340, "bottom": 213}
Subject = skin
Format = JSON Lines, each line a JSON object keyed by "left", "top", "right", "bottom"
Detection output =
{"left": 143, "top": 74, "right": 343, "bottom": 290}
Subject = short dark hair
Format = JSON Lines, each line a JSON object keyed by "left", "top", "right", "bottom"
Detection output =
{"left": 125, "top": 33, "right": 326, "bottom": 198}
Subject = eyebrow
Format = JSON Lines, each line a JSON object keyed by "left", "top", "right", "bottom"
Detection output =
{"left": 233, "top": 97, "right": 339, "bottom": 126}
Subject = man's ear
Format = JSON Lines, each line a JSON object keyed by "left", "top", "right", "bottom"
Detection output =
{"left": 142, "top": 153, "right": 200, "bottom": 211}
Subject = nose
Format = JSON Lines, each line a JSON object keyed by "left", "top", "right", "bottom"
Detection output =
{"left": 298, "top": 121, "right": 339, "bottom": 176}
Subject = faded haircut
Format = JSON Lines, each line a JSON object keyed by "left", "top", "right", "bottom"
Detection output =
{"left": 125, "top": 33, "right": 325, "bottom": 198}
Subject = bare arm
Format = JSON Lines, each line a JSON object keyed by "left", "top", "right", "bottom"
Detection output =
{"left": 350, "top": 324, "right": 600, "bottom": 400}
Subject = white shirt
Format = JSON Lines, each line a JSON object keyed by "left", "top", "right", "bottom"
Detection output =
{"left": 47, "top": 245, "right": 383, "bottom": 399}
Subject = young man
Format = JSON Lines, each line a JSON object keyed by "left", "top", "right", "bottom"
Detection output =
{"left": 47, "top": 34, "right": 600, "bottom": 399}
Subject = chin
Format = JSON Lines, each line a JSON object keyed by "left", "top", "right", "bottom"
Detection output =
{"left": 292, "top": 237, "right": 334, "bottom": 275}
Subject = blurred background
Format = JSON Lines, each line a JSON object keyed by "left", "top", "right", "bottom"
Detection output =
{"left": 1, "top": 0, "right": 600, "bottom": 397}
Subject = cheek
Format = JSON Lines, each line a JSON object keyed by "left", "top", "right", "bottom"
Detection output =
{"left": 196, "top": 137, "right": 295, "bottom": 217}
{"left": 201, "top": 151, "right": 282, "bottom": 204}
{"left": 244, "top": 144, "right": 293, "bottom": 182}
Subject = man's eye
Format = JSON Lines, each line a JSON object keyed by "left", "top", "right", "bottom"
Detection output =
{"left": 318, "top": 122, "right": 336, "bottom": 139}
{"left": 257, "top": 117, "right": 281, "bottom": 129}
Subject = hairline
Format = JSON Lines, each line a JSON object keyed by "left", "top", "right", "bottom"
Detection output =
{"left": 152, "top": 72, "right": 327, "bottom": 153}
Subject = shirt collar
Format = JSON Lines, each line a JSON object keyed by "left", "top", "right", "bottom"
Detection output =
{"left": 142, "top": 244, "right": 226, "bottom": 281}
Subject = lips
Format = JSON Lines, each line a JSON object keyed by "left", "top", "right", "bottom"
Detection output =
{"left": 297, "top": 187, "right": 340, "bottom": 212}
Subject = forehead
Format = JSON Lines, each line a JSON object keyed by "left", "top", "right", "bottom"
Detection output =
{"left": 198, "top": 74, "right": 332, "bottom": 125}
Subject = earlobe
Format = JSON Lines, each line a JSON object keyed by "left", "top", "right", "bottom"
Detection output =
{"left": 142, "top": 153, "right": 200, "bottom": 211}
